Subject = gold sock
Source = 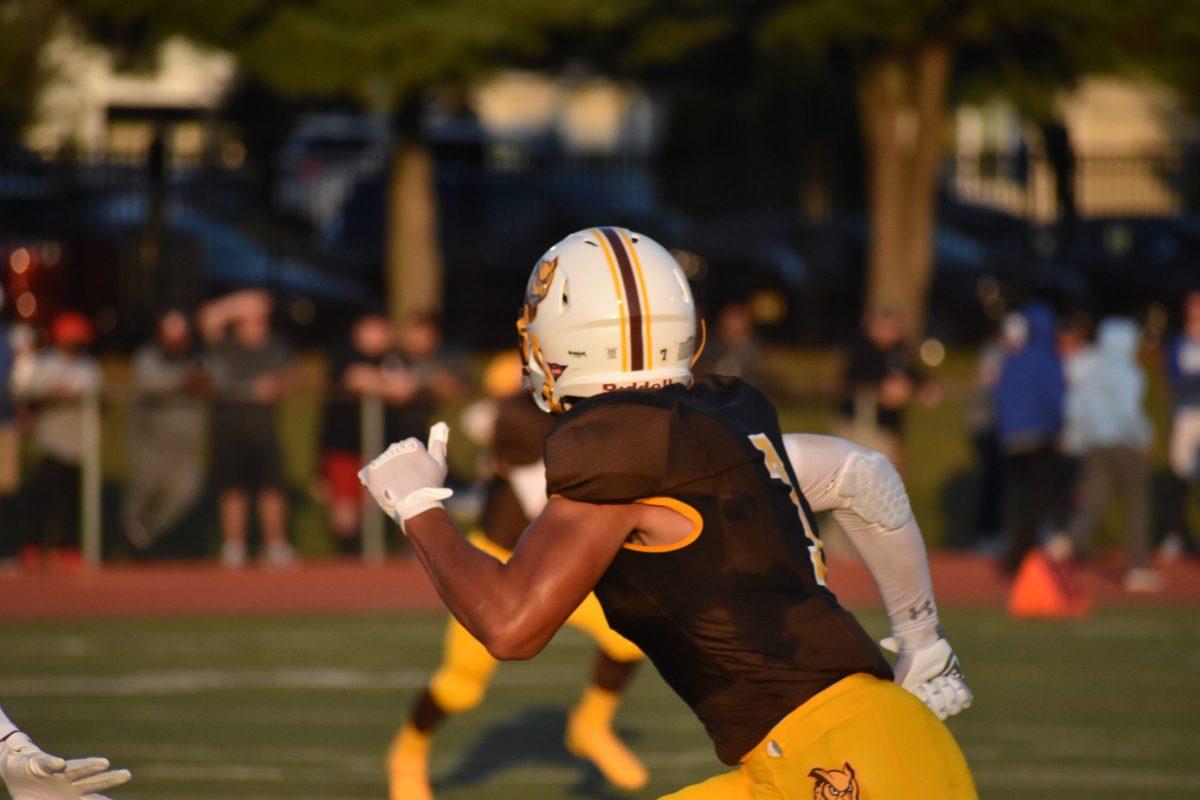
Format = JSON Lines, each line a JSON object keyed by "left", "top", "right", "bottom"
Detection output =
{"left": 390, "top": 723, "right": 432, "bottom": 766}
{"left": 388, "top": 724, "right": 435, "bottom": 800}
{"left": 572, "top": 686, "right": 620, "bottom": 730}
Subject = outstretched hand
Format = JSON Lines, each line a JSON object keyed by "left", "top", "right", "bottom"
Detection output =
{"left": 0, "top": 732, "right": 131, "bottom": 800}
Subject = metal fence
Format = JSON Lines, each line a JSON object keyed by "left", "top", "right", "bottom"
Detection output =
{"left": 6, "top": 144, "right": 1197, "bottom": 351}
{"left": 0, "top": 387, "right": 391, "bottom": 567}
{"left": 949, "top": 150, "right": 1193, "bottom": 221}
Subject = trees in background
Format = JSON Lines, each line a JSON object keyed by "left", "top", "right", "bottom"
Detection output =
{"left": 60, "top": 0, "right": 571, "bottom": 322}
{"left": 762, "top": 0, "right": 1137, "bottom": 335}
{"left": 0, "top": 0, "right": 58, "bottom": 136}
{"left": 30, "top": 1, "right": 1200, "bottom": 334}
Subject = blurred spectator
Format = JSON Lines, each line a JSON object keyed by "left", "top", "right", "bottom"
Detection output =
{"left": 389, "top": 312, "right": 468, "bottom": 443}
{"left": 123, "top": 310, "right": 210, "bottom": 554}
{"left": 11, "top": 312, "right": 101, "bottom": 563}
{"left": 319, "top": 313, "right": 417, "bottom": 555}
{"left": 1163, "top": 289, "right": 1200, "bottom": 559}
{"left": 199, "top": 291, "right": 295, "bottom": 568}
{"left": 836, "top": 309, "right": 924, "bottom": 471}
{"left": 1057, "top": 313, "right": 1094, "bottom": 386}
{"left": 965, "top": 314, "right": 1024, "bottom": 552}
{"left": 1057, "top": 318, "right": 1158, "bottom": 591}
{"left": 0, "top": 294, "right": 17, "bottom": 567}
{"left": 994, "top": 302, "right": 1065, "bottom": 573}
{"left": 1052, "top": 312, "right": 1094, "bottom": 534}
{"left": 699, "top": 302, "right": 775, "bottom": 394}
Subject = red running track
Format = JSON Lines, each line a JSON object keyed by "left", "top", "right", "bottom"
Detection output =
{"left": 1, "top": 552, "right": 1198, "bottom": 621}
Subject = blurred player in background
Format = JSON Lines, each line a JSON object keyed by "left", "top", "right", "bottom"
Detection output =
{"left": 362, "top": 229, "right": 976, "bottom": 799}
{"left": 0, "top": 706, "right": 130, "bottom": 799}
{"left": 387, "top": 351, "right": 646, "bottom": 800}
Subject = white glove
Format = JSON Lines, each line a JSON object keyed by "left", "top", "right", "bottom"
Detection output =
{"left": 358, "top": 422, "right": 454, "bottom": 534}
{"left": 880, "top": 636, "right": 973, "bottom": 721}
{"left": 0, "top": 732, "right": 131, "bottom": 800}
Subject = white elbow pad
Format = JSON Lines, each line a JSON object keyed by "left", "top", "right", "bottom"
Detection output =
{"left": 835, "top": 451, "right": 913, "bottom": 531}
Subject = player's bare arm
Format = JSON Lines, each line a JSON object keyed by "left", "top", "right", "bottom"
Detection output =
{"left": 361, "top": 425, "right": 691, "bottom": 660}
{"left": 403, "top": 497, "right": 634, "bottom": 660}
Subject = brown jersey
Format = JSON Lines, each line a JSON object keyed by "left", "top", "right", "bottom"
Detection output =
{"left": 481, "top": 394, "right": 557, "bottom": 551}
{"left": 544, "top": 375, "right": 891, "bottom": 764}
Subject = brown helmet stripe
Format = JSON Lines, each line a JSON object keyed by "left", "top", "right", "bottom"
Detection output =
{"left": 599, "top": 226, "right": 644, "bottom": 370}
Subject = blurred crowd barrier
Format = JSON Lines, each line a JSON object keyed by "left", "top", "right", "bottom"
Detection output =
{"left": 0, "top": 339, "right": 1190, "bottom": 572}
{"left": 1, "top": 350, "right": 894, "bottom": 569}
{"left": 0, "top": 383, "right": 392, "bottom": 568}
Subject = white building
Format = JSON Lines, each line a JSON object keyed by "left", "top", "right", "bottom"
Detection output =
{"left": 953, "top": 77, "right": 1198, "bottom": 221}
{"left": 26, "top": 28, "right": 236, "bottom": 161}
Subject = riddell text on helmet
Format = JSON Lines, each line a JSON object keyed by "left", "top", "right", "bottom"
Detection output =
{"left": 602, "top": 378, "right": 680, "bottom": 392}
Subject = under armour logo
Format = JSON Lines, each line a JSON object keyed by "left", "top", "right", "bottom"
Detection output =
{"left": 939, "top": 653, "right": 964, "bottom": 679}
{"left": 908, "top": 600, "right": 935, "bottom": 620}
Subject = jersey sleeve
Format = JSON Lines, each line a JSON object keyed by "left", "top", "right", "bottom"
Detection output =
{"left": 544, "top": 400, "right": 677, "bottom": 504}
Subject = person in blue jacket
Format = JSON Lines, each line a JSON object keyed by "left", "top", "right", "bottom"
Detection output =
{"left": 994, "top": 301, "right": 1065, "bottom": 573}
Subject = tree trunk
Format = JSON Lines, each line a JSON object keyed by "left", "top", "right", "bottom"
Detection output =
{"left": 898, "top": 40, "right": 951, "bottom": 337}
{"left": 858, "top": 56, "right": 910, "bottom": 328}
{"left": 858, "top": 43, "right": 952, "bottom": 338}
{"left": 386, "top": 140, "right": 443, "bottom": 324}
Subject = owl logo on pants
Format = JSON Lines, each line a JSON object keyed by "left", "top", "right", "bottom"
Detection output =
{"left": 809, "top": 762, "right": 859, "bottom": 799}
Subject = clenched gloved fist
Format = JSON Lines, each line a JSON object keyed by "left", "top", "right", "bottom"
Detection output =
{"left": 359, "top": 422, "right": 454, "bottom": 534}
{"left": 881, "top": 636, "right": 973, "bottom": 721}
{"left": 0, "top": 732, "right": 131, "bottom": 800}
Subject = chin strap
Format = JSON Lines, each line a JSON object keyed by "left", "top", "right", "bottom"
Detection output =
{"left": 686, "top": 318, "right": 707, "bottom": 388}
{"left": 529, "top": 332, "right": 565, "bottom": 414}
{"left": 515, "top": 305, "right": 565, "bottom": 414}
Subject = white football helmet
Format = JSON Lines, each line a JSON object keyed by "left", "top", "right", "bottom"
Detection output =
{"left": 517, "top": 227, "right": 702, "bottom": 414}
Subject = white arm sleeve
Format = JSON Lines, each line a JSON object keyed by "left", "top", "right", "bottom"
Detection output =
{"left": 784, "top": 434, "right": 940, "bottom": 650}
{"left": 0, "top": 707, "right": 16, "bottom": 740}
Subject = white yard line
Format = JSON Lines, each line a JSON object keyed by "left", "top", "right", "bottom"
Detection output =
{"left": 973, "top": 765, "right": 1200, "bottom": 789}
{"left": 0, "top": 665, "right": 586, "bottom": 696}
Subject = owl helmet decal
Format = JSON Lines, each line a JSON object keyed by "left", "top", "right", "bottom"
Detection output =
{"left": 517, "top": 227, "right": 704, "bottom": 414}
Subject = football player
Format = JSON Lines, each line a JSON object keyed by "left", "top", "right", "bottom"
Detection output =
{"left": 1, "top": 707, "right": 131, "bottom": 800}
{"left": 362, "top": 228, "right": 977, "bottom": 798}
{"left": 387, "top": 353, "right": 647, "bottom": 799}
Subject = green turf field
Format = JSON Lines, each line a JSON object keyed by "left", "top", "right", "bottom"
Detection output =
{"left": 2, "top": 606, "right": 1198, "bottom": 800}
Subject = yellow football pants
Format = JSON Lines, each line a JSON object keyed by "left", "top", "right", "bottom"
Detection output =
{"left": 428, "top": 533, "right": 643, "bottom": 714}
{"left": 660, "top": 673, "right": 977, "bottom": 800}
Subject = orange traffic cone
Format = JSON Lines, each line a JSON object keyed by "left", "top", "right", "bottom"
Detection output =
{"left": 1007, "top": 549, "right": 1091, "bottom": 619}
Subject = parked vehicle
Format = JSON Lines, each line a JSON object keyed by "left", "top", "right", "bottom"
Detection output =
{"left": 274, "top": 114, "right": 390, "bottom": 230}
{"left": 1035, "top": 216, "right": 1200, "bottom": 316}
